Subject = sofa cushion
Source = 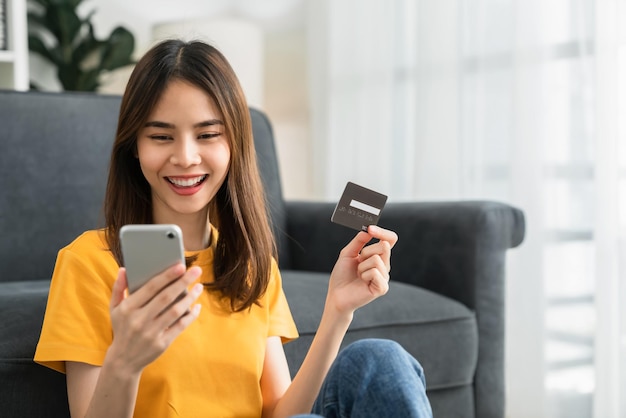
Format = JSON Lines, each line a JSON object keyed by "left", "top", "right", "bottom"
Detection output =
{"left": 0, "top": 281, "right": 50, "bottom": 359}
{"left": 281, "top": 270, "right": 478, "bottom": 391}
{"left": 0, "top": 280, "right": 71, "bottom": 417}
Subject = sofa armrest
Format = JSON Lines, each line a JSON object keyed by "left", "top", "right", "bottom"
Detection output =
{"left": 383, "top": 200, "right": 524, "bottom": 418}
{"left": 286, "top": 200, "right": 525, "bottom": 310}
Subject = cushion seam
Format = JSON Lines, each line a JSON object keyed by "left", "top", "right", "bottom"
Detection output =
{"left": 297, "top": 315, "right": 476, "bottom": 335}
{"left": 426, "top": 379, "right": 474, "bottom": 391}
{"left": 351, "top": 314, "right": 476, "bottom": 330}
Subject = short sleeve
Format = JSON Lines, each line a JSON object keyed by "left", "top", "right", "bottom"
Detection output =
{"left": 267, "top": 259, "right": 299, "bottom": 343}
{"left": 34, "top": 231, "right": 118, "bottom": 373}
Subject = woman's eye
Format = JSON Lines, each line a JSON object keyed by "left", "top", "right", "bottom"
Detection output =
{"left": 149, "top": 135, "right": 172, "bottom": 141}
{"left": 198, "top": 133, "right": 221, "bottom": 140}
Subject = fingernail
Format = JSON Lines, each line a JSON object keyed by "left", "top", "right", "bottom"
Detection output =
{"left": 192, "top": 304, "right": 202, "bottom": 316}
{"left": 189, "top": 266, "right": 202, "bottom": 277}
{"left": 192, "top": 283, "right": 203, "bottom": 295}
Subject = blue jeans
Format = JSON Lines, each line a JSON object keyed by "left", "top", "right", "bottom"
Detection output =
{"left": 293, "top": 339, "right": 433, "bottom": 418}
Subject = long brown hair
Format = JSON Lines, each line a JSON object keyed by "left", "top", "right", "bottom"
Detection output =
{"left": 104, "top": 39, "right": 276, "bottom": 311}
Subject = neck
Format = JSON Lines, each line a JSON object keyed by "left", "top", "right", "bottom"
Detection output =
{"left": 178, "top": 218, "right": 211, "bottom": 251}
{"left": 153, "top": 211, "right": 211, "bottom": 251}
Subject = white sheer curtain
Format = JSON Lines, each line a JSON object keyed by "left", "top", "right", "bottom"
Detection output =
{"left": 307, "top": 0, "right": 626, "bottom": 417}
{"left": 593, "top": 1, "right": 626, "bottom": 416}
{"left": 307, "top": 0, "right": 419, "bottom": 200}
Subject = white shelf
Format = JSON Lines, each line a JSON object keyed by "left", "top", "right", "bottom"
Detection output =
{"left": 0, "top": 50, "right": 16, "bottom": 62}
{"left": 0, "top": 0, "right": 28, "bottom": 91}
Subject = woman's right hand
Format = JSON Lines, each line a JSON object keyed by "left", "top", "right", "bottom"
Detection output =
{"left": 106, "top": 263, "right": 203, "bottom": 374}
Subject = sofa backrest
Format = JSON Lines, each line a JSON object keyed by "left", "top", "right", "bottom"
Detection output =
{"left": 0, "top": 90, "right": 287, "bottom": 283}
{"left": 249, "top": 108, "right": 291, "bottom": 267}
{"left": 0, "top": 91, "right": 119, "bottom": 283}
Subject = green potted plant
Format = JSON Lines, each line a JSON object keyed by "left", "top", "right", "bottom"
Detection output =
{"left": 27, "top": 0, "right": 135, "bottom": 91}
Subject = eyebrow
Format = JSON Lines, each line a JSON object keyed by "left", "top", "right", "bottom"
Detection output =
{"left": 144, "top": 119, "right": 224, "bottom": 129}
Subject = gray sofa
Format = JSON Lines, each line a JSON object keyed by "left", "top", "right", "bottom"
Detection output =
{"left": 0, "top": 90, "right": 525, "bottom": 418}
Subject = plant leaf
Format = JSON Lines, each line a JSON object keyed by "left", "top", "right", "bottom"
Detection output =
{"left": 46, "top": 4, "right": 83, "bottom": 60}
{"left": 48, "top": 0, "right": 84, "bottom": 8}
{"left": 58, "top": 65, "right": 100, "bottom": 92}
{"left": 27, "top": 0, "right": 132, "bottom": 92}
{"left": 99, "top": 26, "right": 135, "bottom": 71}
{"left": 72, "top": 20, "right": 103, "bottom": 66}
{"left": 58, "top": 63, "right": 80, "bottom": 90}
{"left": 28, "top": 0, "right": 50, "bottom": 8}
{"left": 28, "top": 35, "right": 62, "bottom": 65}
{"left": 27, "top": 12, "right": 51, "bottom": 32}
{"left": 76, "top": 69, "right": 101, "bottom": 91}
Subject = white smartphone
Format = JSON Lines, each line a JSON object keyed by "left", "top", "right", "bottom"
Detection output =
{"left": 120, "top": 224, "right": 186, "bottom": 293}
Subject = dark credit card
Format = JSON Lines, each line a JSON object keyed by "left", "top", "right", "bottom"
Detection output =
{"left": 331, "top": 182, "right": 388, "bottom": 231}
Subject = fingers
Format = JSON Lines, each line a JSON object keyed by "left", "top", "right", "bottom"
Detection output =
{"left": 110, "top": 268, "right": 128, "bottom": 310}
{"left": 144, "top": 266, "right": 201, "bottom": 309}
{"left": 116, "top": 263, "right": 203, "bottom": 336}
{"left": 129, "top": 263, "right": 188, "bottom": 308}
{"left": 359, "top": 239, "right": 392, "bottom": 271}
{"left": 161, "top": 296, "right": 202, "bottom": 339}
{"left": 359, "top": 225, "right": 396, "bottom": 273}
{"left": 140, "top": 274, "right": 203, "bottom": 351}
{"left": 340, "top": 230, "right": 376, "bottom": 258}
{"left": 367, "top": 225, "right": 398, "bottom": 248}
{"left": 138, "top": 265, "right": 201, "bottom": 324}
{"left": 356, "top": 226, "right": 396, "bottom": 294}
{"left": 357, "top": 254, "right": 390, "bottom": 294}
{"left": 357, "top": 252, "right": 389, "bottom": 277}
{"left": 149, "top": 282, "right": 203, "bottom": 332}
{"left": 341, "top": 225, "right": 398, "bottom": 258}
{"left": 360, "top": 267, "right": 390, "bottom": 295}
{"left": 108, "top": 264, "right": 204, "bottom": 373}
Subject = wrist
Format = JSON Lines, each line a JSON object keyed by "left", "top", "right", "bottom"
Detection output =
{"left": 102, "top": 345, "right": 142, "bottom": 383}
{"left": 321, "top": 299, "right": 354, "bottom": 330}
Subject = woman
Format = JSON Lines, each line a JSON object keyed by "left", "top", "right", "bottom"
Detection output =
{"left": 35, "top": 39, "right": 432, "bottom": 418}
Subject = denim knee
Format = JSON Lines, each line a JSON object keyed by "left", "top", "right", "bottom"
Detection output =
{"left": 311, "top": 338, "right": 433, "bottom": 417}
{"left": 338, "top": 338, "right": 426, "bottom": 383}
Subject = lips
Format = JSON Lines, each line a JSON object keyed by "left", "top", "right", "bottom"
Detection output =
{"left": 166, "top": 175, "right": 207, "bottom": 188}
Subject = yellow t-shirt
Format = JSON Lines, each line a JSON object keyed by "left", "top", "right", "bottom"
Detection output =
{"left": 34, "top": 228, "right": 299, "bottom": 418}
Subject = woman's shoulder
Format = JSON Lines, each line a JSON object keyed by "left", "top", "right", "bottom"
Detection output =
{"left": 62, "top": 229, "right": 110, "bottom": 257}
{"left": 55, "top": 229, "right": 118, "bottom": 279}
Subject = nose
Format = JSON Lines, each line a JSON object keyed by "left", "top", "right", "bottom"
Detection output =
{"left": 170, "top": 136, "right": 201, "bottom": 167}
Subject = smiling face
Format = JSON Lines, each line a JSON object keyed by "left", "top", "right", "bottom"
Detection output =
{"left": 136, "top": 79, "right": 231, "bottom": 226}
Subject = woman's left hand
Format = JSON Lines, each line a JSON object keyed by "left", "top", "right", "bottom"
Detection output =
{"left": 326, "top": 225, "right": 398, "bottom": 316}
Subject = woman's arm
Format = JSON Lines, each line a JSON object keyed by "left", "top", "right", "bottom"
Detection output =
{"left": 262, "top": 225, "right": 398, "bottom": 418}
{"left": 66, "top": 361, "right": 139, "bottom": 418}
{"left": 65, "top": 264, "right": 203, "bottom": 418}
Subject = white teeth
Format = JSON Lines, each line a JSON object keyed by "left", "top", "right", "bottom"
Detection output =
{"left": 167, "top": 175, "right": 207, "bottom": 187}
